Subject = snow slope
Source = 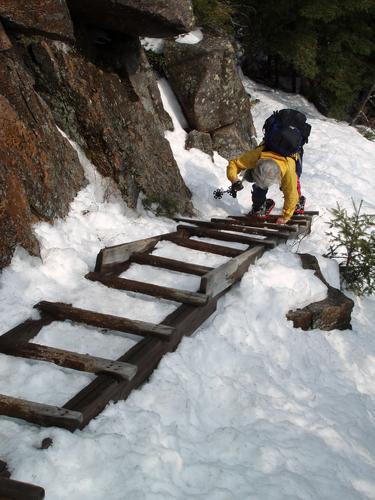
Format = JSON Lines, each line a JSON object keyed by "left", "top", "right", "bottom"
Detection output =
{"left": 1, "top": 77, "right": 375, "bottom": 500}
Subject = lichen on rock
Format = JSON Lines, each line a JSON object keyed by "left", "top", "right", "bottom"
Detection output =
{"left": 164, "top": 33, "right": 256, "bottom": 159}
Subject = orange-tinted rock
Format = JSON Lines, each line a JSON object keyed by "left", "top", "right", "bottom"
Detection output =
{"left": 22, "top": 35, "right": 192, "bottom": 214}
{"left": 0, "top": 46, "right": 85, "bottom": 268}
{"left": 0, "top": 0, "right": 74, "bottom": 42}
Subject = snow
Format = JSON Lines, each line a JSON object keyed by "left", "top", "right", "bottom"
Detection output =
{"left": 140, "top": 37, "right": 165, "bottom": 54}
{"left": 175, "top": 29, "right": 204, "bottom": 45}
{"left": 1, "top": 71, "right": 375, "bottom": 500}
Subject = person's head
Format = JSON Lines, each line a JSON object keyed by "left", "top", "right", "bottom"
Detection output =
{"left": 252, "top": 159, "right": 281, "bottom": 189}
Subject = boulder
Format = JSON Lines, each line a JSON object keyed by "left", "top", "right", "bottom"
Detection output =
{"left": 286, "top": 254, "right": 354, "bottom": 331}
{"left": 185, "top": 130, "right": 213, "bottom": 157}
{"left": 211, "top": 122, "right": 257, "bottom": 160}
{"left": 21, "top": 34, "right": 192, "bottom": 214}
{"left": 0, "top": 0, "right": 74, "bottom": 42}
{"left": 164, "top": 34, "right": 256, "bottom": 158}
{"left": 66, "top": 0, "right": 195, "bottom": 38}
{"left": 0, "top": 44, "right": 85, "bottom": 269}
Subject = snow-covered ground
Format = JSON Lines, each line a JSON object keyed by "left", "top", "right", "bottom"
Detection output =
{"left": 1, "top": 75, "right": 375, "bottom": 500}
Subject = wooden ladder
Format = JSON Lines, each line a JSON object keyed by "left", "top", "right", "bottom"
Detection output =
{"left": 0, "top": 212, "right": 318, "bottom": 432}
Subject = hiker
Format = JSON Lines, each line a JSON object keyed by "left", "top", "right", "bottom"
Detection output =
{"left": 227, "top": 109, "right": 311, "bottom": 224}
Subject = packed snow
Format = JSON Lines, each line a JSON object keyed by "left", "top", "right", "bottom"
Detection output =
{"left": 140, "top": 37, "right": 165, "bottom": 54}
{"left": 1, "top": 72, "right": 375, "bottom": 500}
{"left": 175, "top": 29, "right": 204, "bottom": 45}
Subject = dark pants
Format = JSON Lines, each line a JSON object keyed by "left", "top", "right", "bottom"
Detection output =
{"left": 252, "top": 153, "right": 303, "bottom": 210}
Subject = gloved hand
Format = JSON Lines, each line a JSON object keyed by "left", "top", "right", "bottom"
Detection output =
{"left": 232, "top": 180, "right": 244, "bottom": 192}
{"left": 229, "top": 180, "right": 244, "bottom": 198}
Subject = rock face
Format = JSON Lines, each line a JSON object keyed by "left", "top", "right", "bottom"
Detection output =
{"left": 286, "top": 254, "right": 354, "bottom": 331}
{"left": 211, "top": 121, "right": 257, "bottom": 161}
{"left": 185, "top": 130, "right": 213, "bottom": 157}
{"left": 0, "top": 1, "right": 260, "bottom": 270}
{"left": 0, "top": 0, "right": 74, "bottom": 41}
{"left": 67, "top": 0, "right": 195, "bottom": 38}
{"left": 21, "top": 33, "right": 192, "bottom": 213}
{"left": 164, "top": 34, "right": 257, "bottom": 159}
{"left": 115, "top": 36, "right": 173, "bottom": 133}
{"left": 0, "top": 42, "right": 85, "bottom": 269}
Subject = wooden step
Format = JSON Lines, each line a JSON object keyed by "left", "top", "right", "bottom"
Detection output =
{"left": 0, "top": 342, "right": 137, "bottom": 381}
{"left": 211, "top": 217, "right": 298, "bottom": 232}
{"left": 94, "top": 232, "right": 179, "bottom": 273}
{"left": 63, "top": 337, "right": 166, "bottom": 428}
{"left": 176, "top": 224, "right": 277, "bottom": 247}
{"left": 162, "top": 235, "right": 243, "bottom": 257}
{"left": 175, "top": 217, "right": 290, "bottom": 239}
{"left": 0, "top": 476, "right": 45, "bottom": 499}
{"left": 130, "top": 253, "right": 213, "bottom": 276}
{"left": 86, "top": 272, "right": 209, "bottom": 306}
{"left": 35, "top": 301, "right": 175, "bottom": 341}
{"left": 229, "top": 214, "right": 307, "bottom": 226}
{"left": 0, "top": 393, "right": 83, "bottom": 431}
{"left": 295, "top": 210, "right": 319, "bottom": 216}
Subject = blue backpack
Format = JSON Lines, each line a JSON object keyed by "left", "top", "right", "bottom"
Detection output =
{"left": 263, "top": 109, "right": 311, "bottom": 157}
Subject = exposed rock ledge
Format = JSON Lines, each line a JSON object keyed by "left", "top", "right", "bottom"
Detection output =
{"left": 287, "top": 254, "right": 354, "bottom": 331}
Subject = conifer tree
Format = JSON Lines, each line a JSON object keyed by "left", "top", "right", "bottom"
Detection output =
{"left": 325, "top": 201, "right": 375, "bottom": 296}
{"left": 232, "top": 0, "right": 375, "bottom": 119}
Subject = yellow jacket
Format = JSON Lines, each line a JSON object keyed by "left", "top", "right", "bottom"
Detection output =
{"left": 227, "top": 145, "right": 299, "bottom": 220}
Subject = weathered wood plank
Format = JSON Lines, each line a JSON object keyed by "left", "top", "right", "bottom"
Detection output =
{"left": 86, "top": 272, "right": 208, "bottom": 306}
{"left": 130, "top": 253, "right": 213, "bottom": 276}
{"left": 35, "top": 302, "right": 175, "bottom": 340}
{"left": 63, "top": 337, "right": 166, "bottom": 426}
{"left": 175, "top": 224, "right": 277, "bottom": 247}
{"left": 162, "top": 235, "right": 243, "bottom": 257}
{"left": 175, "top": 217, "right": 290, "bottom": 239}
{"left": 63, "top": 295, "right": 225, "bottom": 426}
{"left": 229, "top": 214, "right": 308, "bottom": 226}
{"left": 0, "top": 393, "right": 83, "bottom": 431}
{"left": 200, "top": 245, "right": 266, "bottom": 296}
{"left": 163, "top": 291, "right": 225, "bottom": 350}
{"left": 0, "top": 315, "right": 54, "bottom": 343}
{"left": 0, "top": 342, "right": 137, "bottom": 381}
{"left": 94, "top": 232, "right": 178, "bottom": 273}
{"left": 0, "top": 476, "right": 45, "bottom": 500}
{"left": 211, "top": 217, "right": 298, "bottom": 232}
{"left": 293, "top": 210, "right": 319, "bottom": 218}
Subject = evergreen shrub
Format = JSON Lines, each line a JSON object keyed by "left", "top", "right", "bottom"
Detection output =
{"left": 325, "top": 200, "right": 375, "bottom": 295}
{"left": 192, "top": 0, "right": 233, "bottom": 32}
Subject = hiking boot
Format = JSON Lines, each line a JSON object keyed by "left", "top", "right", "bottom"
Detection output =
{"left": 248, "top": 198, "right": 275, "bottom": 217}
{"left": 294, "top": 195, "right": 306, "bottom": 214}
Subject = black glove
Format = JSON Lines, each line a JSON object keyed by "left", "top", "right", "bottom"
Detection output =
{"left": 229, "top": 181, "right": 243, "bottom": 198}
{"left": 232, "top": 180, "right": 244, "bottom": 192}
